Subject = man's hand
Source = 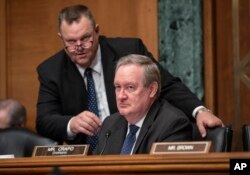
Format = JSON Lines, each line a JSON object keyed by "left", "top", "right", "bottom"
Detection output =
{"left": 70, "top": 111, "right": 102, "bottom": 136}
{"left": 196, "top": 110, "right": 224, "bottom": 138}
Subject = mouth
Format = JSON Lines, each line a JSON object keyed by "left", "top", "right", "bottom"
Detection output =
{"left": 75, "top": 52, "right": 88, "bottom": 58}
{"left": 118, "top": 103, "right": 129, "bottom": 108}
{"left": 75, "top": 51, "right": 86, "bottom": 55}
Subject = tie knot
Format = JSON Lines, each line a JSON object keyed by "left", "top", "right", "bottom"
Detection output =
{"left": 85, "top": 67, "right": 92, "bottom": 76}
{"left": 129, "top": 125, "right": 139, "bottom": 135}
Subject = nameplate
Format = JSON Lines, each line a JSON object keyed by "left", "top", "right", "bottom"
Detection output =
{"left": 32, "top": 145, "right": 89, "bottom": 157}
{"left": 150, "top": 141, "right": 211, "bottom": 154}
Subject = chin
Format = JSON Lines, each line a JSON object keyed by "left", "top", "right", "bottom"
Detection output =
{"left": 76, "top": 58, "right": 90, "bottom": 67}
{"left": 118, "top": 109, "right": 128, "bottom": 116}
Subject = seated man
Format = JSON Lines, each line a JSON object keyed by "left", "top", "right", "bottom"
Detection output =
{"left": 94, "top": 54, "right": 192, "bottom": 155}
{"left": 0, "top": 99, "right": 57, "bottom": 157}
{"left": 0, "top": 99, "right": 27, "bottom": 129}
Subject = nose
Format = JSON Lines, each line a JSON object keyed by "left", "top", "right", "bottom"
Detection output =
{"left": 75, "top": 41, "right": 84, "bottom": 52}
{"left": 76, "top": 40, "right": 82, "bottom": 46}
{"left": 116, "top": 89, "right": 127, "bottom": 100}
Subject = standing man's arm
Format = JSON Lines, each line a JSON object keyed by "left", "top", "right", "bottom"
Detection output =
{"left": 135, "top": 38, "right": 224, "bottom": 137}
{"left": 36, "top": 65, "right": 71, "bottom": 143}
{"left": 36, "top": 61, "right": 101, "bottom": 144}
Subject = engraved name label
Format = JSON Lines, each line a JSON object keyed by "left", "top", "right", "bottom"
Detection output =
{"left": 176, "top": 145, "right": 194, "bottom": 151}
{"left": 32, "top": 145, "right": 89, "bottom": 157}
{"left": 150, "top": 141, "right": 211, "bottom": 154}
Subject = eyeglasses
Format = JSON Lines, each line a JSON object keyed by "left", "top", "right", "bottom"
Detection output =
{"left": 64, "top": 34, "right": 94, "bottom": 54}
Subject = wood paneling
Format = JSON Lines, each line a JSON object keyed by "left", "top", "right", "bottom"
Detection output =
{"left": 0, "top": 0, "right": 7, "bottom": 99}
{"left": 203, "top": 0, "right": 216, "bottom": 112}
{"left": 215, "top": 0, "right": 234, "bottom": 127}
{"left": 235, "top": 0, "right": 250, "bottom": 150}
{"left": 213, "top": 0, "right": 250, "bottom": 151}
{"left": 3, "top": 0, "right": 157, "bottom": 130}
{"left": 237, "top": 0, "right": 250, "bottom": 123}
{"left": 1, "top": 153, "right": 249, "bottom": 175}
{"left": 203, "top": 0, "right": 250, "bottom": 151}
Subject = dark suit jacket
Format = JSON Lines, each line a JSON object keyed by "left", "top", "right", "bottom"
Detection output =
{"left": 0, "top": 128, "right": 57, "bottom": 157}
{"left": 36, "top": 36, "right": 202, "bottom": 144}
{"left": 94, "top": 100, "right": 192, "bottom": 155}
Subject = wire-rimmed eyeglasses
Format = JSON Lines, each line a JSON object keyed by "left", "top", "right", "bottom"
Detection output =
{"left": 65, "top": 35, "right": 94, "bottom": 54}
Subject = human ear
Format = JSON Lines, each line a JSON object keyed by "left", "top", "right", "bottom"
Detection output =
{"left": 57, "top": 32, "right": 62, "bottom": 39}
{"left": 95, "top": 24, "right": 100, "bottom": 34}
{"left": 149, "top": 82, "right": 158, "bottom": 98}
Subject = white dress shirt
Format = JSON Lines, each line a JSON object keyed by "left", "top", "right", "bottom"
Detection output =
{"left": 67, "top": 45, "right": 110, "bottom": 137}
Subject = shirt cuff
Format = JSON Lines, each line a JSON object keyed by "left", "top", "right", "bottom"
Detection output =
{"left": 192, "top": 106, "right": 206, "bottom": 118}
{"left": 67, "top": 118, "right": 76, "bottom": 140}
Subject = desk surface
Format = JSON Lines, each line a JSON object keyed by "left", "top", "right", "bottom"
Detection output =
{"left": 0, "top": 152, "right": 249, "bottom": 175}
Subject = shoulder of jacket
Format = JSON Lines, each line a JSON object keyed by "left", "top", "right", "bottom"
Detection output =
{"left": 100, "top": 35, "right": 142, "bottom": 45}
{"left": 37, "top": 50, "right": 67, "bottom": 71}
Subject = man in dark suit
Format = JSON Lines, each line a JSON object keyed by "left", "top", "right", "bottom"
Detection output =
{"left": 94, "top": 54, "right": 192, "bottom": 154}
{"left": 36, "top": 4, "right": 222, "bottom": 146}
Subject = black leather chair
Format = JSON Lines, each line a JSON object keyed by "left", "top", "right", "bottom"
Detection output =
{"left": 242, "top": 124, "right": 250, "bottom": 151}
{"left": 0, "top": 127, "right": 57, "bottom": 157}
{"left": 192, "top": 123, "right": 233, "bottom": 152}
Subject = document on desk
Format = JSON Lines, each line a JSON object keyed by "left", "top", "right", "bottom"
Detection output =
{"left": 0, "top": 154, "right": 14, "bottom": 158}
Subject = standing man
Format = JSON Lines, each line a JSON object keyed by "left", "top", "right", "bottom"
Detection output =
{"left": 94, "top": 54, "right": 192, "bottom": 155}
{"left": 36, "top": 4, "right": 222, "bottom": 147}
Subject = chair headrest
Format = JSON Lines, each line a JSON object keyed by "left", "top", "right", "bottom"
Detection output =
{"left": 192, "top": 123, "right": 233, "bottom": 152}
{"left": 0, "top": 127, "right": 57, "bottom": 157}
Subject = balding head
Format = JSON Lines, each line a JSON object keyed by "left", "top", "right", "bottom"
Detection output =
{"left": 0, "top": 99, "right": 27, "bottom": 129}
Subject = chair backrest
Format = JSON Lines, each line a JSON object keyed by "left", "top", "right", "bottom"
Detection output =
{"left": 0, "top": 127, "right": 57, "bottom": 157}
{"left": 242, "top": 124, "right": 250, "bottom": 151}
{"left": 192, "top": 123, "right": 233, "bottom": 152}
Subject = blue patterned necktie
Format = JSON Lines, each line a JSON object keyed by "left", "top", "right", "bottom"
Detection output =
{"left": 85, "top": 68, "right": 99, "bottom": 151}
{"left": 120, "top": 125, "right": 139, "bottom": 154}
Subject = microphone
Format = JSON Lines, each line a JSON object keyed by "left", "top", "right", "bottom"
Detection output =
{"left": 100, "top": 130, "right": 111, "bottom": 155}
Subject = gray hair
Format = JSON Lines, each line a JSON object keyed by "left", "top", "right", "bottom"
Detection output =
{"left": 115, "top": 54, "right": 161, "bottom": 97}
{"left": 58, "top": 4, "right": 96, "bottom": 31}
{"left": 0, "top": 99, "right": 27, "bottom": 128}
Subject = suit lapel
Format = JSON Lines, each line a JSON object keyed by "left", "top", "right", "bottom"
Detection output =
{"left": 133, "top": 101, "right": 161, "bottom": 153}
{"left": 106, "top": 116, "right": 127, "bottom": 154}
{"left": 63, "top": 54, "right": 88, "bottom": 113}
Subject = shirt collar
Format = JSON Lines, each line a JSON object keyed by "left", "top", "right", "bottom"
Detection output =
{"left": 128, "top": 114, "right": 147, "bottom": 128}
{"left": 76, "top": 45, "right": 101, "bottom": 76}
